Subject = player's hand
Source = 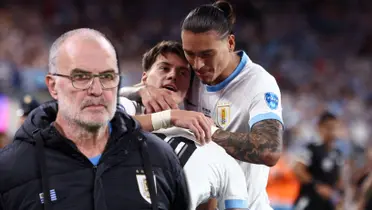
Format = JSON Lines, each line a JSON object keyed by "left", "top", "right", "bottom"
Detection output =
{"left": 139, "top": 86, "right": 179, "bottom": 113}
{"left": 170, "top": 110, "right": 214, "bottom": 145}
{"left": 315, "top": 183, "right": 333, "bottom": 200}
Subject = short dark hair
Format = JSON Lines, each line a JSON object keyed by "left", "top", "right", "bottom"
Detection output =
{"left": 142, "top": 41, "right": 187, "bottom": 72}
{"left": 318, "top": 111, "right": 337, "bottom": 126}
{"left": 181, "top": 1, "right": 236, "bottom": 39}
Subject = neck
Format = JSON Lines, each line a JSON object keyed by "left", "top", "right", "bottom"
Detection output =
{"left": 321, "top": 134, "right": 334, "bottom": 151}
{"left": 324, "top": 140, "right": 334, "bottom": 151}
{"left": 212, "top": 52, "right": 240, "bottom": 85}
{"left": 54, "top": 113, "right": 109, "bottom": 158}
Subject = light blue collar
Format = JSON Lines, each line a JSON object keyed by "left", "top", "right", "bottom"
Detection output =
{"left": 206, "top": 51, "right": 249, "bottom": 92}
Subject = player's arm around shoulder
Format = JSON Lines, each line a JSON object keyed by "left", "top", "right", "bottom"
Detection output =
{"left": 212, "top": 72, "right": 284, "bottom": 166}
{"left": 119, "top": 96, "right": 214, "bottom": 143}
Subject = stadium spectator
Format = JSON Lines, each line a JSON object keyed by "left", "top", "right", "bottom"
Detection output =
{"left": 292, "top": 111, "right": 344, "bottom": 210}
{"left": 16, "top": 94, "right": 40, "bottom": 126}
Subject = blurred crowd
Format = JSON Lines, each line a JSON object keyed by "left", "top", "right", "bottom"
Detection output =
{"left": 1, "top": 0, "right": 372, "bottom": 209}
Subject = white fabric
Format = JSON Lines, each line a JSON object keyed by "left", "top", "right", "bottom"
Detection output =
{"left": 151, "top": 110, "right": 171, "bottom": 130}
{"left": 119, "top": 97, "right": 249, "bottom": 209}
{"left": 185, "top": 51, "right": 284, "bottom": 210}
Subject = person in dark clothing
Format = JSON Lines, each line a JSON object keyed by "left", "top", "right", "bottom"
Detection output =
{"left": 16, "top": 94, "right": 40, "bottom": 126}
{"left": 0, "top": 28, "right": 189, "bottom": 210}
{"left": 292, "top": 111, "right": 344, "bottom": 210}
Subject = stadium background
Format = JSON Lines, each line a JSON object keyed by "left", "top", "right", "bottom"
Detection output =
{"left": 1, "top": 0, "right": 372, "bottom": 209}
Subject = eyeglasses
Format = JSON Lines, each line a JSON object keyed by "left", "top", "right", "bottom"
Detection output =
{"left": 50, "top": 71, "right": 120, "bottom": 90}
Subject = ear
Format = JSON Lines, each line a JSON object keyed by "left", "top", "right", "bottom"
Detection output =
{"left": 141, "top": 72, "right": 148, "bottom": 85}
{"left": 227, "top": 34, "right": 235, "bottom": 52}
{"left": 45, "top": 75, "right": 58, "bottom": 100}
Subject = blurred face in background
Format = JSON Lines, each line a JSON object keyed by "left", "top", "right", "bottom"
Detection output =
{"left": 141, "top": 52, "right": 191, "bottom": 104}
{"left": 46, "top": 35, "right": 118, "bottom": 130}
{"left": 319, "top": 119, "right": 341, "bottom": 142}
{"left": 18, "top": 116, "right": 27, "bottom": 127}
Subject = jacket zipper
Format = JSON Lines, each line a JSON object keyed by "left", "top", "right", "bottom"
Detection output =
{"left": 93, "top": 165, "right": 98, "bottom": 173}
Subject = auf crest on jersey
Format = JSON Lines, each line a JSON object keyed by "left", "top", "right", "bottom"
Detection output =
{"left": 216, "top": 102, "right": 231, "bottom": 128}
{"left": 136, "top": 170, "right": 157, "bottom": 204}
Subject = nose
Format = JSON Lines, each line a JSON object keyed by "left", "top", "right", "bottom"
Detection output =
{"left": 193, "top": 57, "right": 204, "bottom": 70}
{"left": 166, "top": 68, "right": 177, "bottom": 81}
{"left": 88, "top": 77, "right": 103, "bottom": 96}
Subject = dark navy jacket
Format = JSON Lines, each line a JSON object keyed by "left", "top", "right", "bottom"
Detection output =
{"left": 0, "top": 101, "right": 189, "bottom": 210}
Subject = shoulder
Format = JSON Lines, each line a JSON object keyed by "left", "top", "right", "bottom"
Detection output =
{"left": 238, "top": 58, "right": 277, "bottom": 87}
{"left": 307, "top": 141, "right": 323, "bottom": 151}
{"left": 248, "top": 64, "right": 278, "bottom": 89}
{"left": 0, "top": 140, "right": 31, "bottom": 166}
{"left": 118, "top": 96, "right": 139, "bottom": 116}
{"left": 193, "top": 142, "right": 238, "bottom": 175}
{"left": 0, "top": 140, "right": 37, "bottom": 192}
{"left": 195, "top": 142, "right": 227, "bottom": 160}
{"left": 140, "top": 131, "right": 182, "bottom": 169}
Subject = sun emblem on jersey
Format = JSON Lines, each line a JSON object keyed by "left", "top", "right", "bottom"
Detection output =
{"left": 136, "top": 170, "right": 157, "bottom": 204}
{"left": 216, "top": 102, "right": 231, "bottom": 128}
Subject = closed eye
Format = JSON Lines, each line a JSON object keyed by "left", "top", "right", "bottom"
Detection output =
{"left": 184, "top": 50, "right": 195, "bottom": 57}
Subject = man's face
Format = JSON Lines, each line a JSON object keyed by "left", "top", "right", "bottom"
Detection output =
{"left": 319, "top": 119, "right": 341, "bottom": 141}
{"left": 181, "top": 30, "right": 231, "bottom": 85}
{"left": 142, "top": 52, "right": 191, "bottom": 104}
{"left": 49, "top": 36, "right": 118, "bottom": 129}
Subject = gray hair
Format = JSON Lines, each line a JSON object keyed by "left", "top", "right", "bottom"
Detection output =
{"left": 48, "top": 28, "right": 117, "bottom": 73}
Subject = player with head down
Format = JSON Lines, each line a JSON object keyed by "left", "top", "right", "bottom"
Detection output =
{"left": 120, "top": 1, "right": 284, "bottom": 209}
{"left": 119, "top": 40, "right": 249, "bottom": 210}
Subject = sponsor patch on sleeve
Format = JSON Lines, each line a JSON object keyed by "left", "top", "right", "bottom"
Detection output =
{"left": 264, "top": 92, "right": 279, "bottom": 110}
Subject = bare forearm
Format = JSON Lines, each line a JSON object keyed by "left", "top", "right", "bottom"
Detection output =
{"left": 212, "top": 119, "right": 283, "bottom": 166}
{"left": 293, "top": 163, "right": 313, "bottom": 184}
{"left": 133, "top": 115, "right": 154, "bottom": 132}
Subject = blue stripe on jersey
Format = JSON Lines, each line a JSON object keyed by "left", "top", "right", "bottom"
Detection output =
{"left": 225, "top": 199, "right": 248, "bottom": 209}
{"left": 249, "top": 112, "right": 283, "bottom": 128}
{"left": 89, "top": 154, "right": 102, "bottom": 166}
{"left": 206, "top": 51, "right": 249, "bottom": 92}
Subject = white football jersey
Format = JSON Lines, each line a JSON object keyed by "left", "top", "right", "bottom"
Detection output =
{"left": 185, "top": 51, "right": 284, "bottom": 210}
{"left": 119, "top": 97, "right": 249, "bottom": 210}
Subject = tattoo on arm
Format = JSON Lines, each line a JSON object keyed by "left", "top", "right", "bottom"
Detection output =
{"left": 212, "top": 119, "right": 283, "bottom": 166}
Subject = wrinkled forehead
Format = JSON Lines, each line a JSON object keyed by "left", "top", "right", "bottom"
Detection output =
{"left": 57, "top": 36, "right": 118, "bottom": 74}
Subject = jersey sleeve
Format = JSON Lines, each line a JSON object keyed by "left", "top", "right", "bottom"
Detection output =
{"left": 248, "top": 74, "right": 283, "bottom": 128}
{"left": 217, "top": 154, "right": 249, "bottom": 209}
{"left": 118, "top": 96, "right": 140, "bottom": 116}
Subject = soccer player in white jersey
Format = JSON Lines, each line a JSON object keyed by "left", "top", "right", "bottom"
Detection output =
{"left": 120, "top": 40, "right": 249, "bottom": 210}
{"left": 119, "top": 1, "right": 284, "bottom": 210}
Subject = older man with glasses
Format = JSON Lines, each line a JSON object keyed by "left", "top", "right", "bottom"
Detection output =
{"left": 0, "top": 28, "right": 190, "bottom": 210}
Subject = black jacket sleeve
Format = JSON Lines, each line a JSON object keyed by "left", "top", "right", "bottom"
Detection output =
{"left": 170, "top": 167, "right": 190, "bottom": 210}
{"left": 0, "top": 194, "right": 4, "bottom": 210}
